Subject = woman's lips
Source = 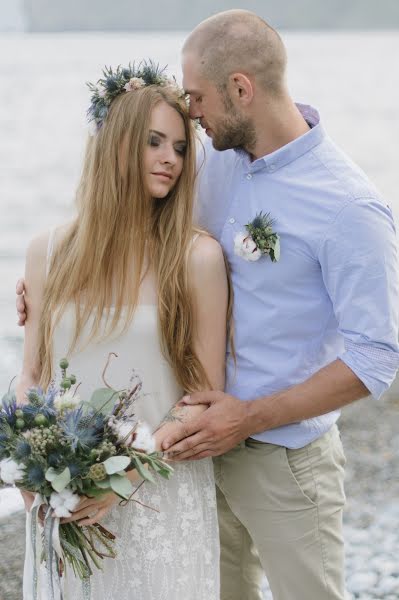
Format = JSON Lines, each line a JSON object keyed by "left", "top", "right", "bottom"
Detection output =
{"left": 152, "top": 172, "right": 172, "bottom": 181}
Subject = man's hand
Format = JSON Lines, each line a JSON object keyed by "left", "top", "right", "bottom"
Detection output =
{"left": 161, "top": 391, "right": 253, "bottom": 460}
{"left": 16, "top": 278, "right": 27, "bottom": 326}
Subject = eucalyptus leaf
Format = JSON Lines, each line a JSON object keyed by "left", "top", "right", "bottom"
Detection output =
{"left": 85, "top": 487, "right": 108, "bottom": 498}
{"left": 273, "top": 236, "right": 280, "bottom": 261}
{"left": 94, "top": 478, "right": 111, "bottom": 489}
{"left": 157, "top": 467, "right": 174, "bottom": 479}
{"left": 133, "top": 457, "right": 155, "bottom": 483}
{"left": 109, "top": 474, "right": 133, "bottom": 499}
{"left": 104, "top": 455, "right": 131, "bottom": 475}
{"left": 52, "top": 467, "right": 71, "bottom": 492}
{"left": 88, "top": 388, "right": 118, "bottom": 416}
{"left": 45, "top": 467, "right": 58, "bottom": 482}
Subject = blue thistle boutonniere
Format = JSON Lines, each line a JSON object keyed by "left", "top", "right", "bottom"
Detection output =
{"left": 234, "top": 211, "right": 280, "bottom": 262}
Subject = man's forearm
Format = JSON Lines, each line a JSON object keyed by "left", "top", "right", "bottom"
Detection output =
{"left": 246, "top": 359, "right": 369, "bottom": 435}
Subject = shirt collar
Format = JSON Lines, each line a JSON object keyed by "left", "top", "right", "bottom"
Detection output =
{"left": 235, "top": 103, "right": 325, "bottom": 174}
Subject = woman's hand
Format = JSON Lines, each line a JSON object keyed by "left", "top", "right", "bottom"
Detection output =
{"left": 61, "top": 492, "right": 120, "bottom": 527}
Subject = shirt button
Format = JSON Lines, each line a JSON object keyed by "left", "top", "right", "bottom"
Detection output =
{"left": 246, "top": 173, "right": 252, "bottom": 180}
{"left": 268, "top": 164, "right": 276, "bottom": 172}
{"left": 229, "top": 217, "right": 235, "bottom": 224}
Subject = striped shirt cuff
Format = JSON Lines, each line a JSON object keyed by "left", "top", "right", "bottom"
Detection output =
{"left": 339, "top": 340, "right": 399, "bottom": 399}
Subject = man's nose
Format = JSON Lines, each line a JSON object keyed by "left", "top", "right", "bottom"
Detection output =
{"left": 189, "top": 99, "right": 201, "bottom": 120}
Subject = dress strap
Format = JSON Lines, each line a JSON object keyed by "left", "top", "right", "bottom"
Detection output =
{"left": 46, "top": 228, "right": 56, "bottom": 278}
{"left": 191, "top": 233, "right": 200, "bottom": 246}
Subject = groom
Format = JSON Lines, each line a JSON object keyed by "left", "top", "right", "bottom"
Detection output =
{"left": 16, "top": 10, "right": 399, "bottom": 600}
{"left": 159, "top": 9, "right": 399, "bottom": 600}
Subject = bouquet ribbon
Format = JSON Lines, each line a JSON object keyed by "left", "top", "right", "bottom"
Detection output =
{"left": 23, "top": 494, "right": 91, "bottom": 600}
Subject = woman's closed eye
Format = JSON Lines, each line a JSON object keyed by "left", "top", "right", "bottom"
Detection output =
{"left": 148, "top": 134, "right": 186, "bottom": 158}
{"left": 148, "top": 134, "right": 161, "bottom": 147}
{"left": 174, "top": 143, "right": 187, "bottom": 156}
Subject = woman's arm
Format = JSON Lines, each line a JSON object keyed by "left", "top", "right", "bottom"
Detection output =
{"left": 154, "top": 234, "right": 229, "bottom": 448}
{"left": 15, "top": 232, "right": 48, "bottom": 511}
{"left": 16, "top": 232, "right": 48, "bottom": 404}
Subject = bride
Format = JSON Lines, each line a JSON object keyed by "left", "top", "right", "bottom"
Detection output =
{"left": 17, "top": 62, "right": 231, "bottom": 599}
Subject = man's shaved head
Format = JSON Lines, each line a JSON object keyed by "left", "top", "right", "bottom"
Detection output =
{"left": 183, "top": 9, "right": 287, "bottom": 96}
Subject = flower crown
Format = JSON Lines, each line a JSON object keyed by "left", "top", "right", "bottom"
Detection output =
{"left": 87, "top": 60, "right": 185, "bottom": 134}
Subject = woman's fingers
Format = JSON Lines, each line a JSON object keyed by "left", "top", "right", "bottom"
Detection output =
{"left": 61, "top": 506, "right": 100, "bottom": 524}
{"left": 78, "top": 506, "right": 108, "bottom": 527}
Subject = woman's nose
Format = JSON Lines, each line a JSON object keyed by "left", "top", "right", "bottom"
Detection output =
{"left": 160, "top": 144, "right": 177, "bottom": 165}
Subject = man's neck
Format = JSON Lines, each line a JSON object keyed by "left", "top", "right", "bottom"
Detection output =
{"left": 247, "top": 97, "right": 311, "bottom": 161}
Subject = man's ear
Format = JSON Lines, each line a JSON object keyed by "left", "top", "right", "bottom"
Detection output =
{"left": 228, "top": 73, "right": 254, "bottom": 106}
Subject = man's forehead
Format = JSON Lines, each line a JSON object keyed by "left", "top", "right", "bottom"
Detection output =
{"left": 182, "top": 52, "right": 202, "bottom": 82}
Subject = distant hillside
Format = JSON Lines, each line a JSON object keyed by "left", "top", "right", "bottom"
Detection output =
{"left": 23, "top": 0, "right": 399, "bottom": 31}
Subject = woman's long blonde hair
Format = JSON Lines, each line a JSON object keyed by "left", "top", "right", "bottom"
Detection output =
{"left": 38, "top": 83, "right": 233, "bottom": 393}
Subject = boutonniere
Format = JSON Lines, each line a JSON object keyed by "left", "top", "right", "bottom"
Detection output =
{"left": 234, "top": 212, "right": 280, "bottom": 262}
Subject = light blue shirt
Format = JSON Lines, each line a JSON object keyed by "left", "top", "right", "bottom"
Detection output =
{"left": 196, "top": 104, "right": 399, "bottom": 448}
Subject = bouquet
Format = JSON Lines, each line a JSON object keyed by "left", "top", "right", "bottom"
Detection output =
{"left": 0, "top": 356, "right": 172, "bottom": 596}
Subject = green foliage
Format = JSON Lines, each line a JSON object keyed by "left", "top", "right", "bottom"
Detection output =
{"left": 246, "top": 211, "right": 280, "bottom": 262}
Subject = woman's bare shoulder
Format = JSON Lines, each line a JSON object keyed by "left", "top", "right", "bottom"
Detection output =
{"left": 188, "top": 234, "right": 227, "bottom": 288}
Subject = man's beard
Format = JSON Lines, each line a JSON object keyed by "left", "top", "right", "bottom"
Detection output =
{"left": 211, "top": 92, "right": 256, "bottom": 152}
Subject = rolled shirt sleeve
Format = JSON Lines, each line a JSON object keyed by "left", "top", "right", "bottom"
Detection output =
{"left": 318, "top": 197, "right": 399, "bottom": 398}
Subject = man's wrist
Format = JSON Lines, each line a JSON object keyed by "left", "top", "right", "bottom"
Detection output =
{"left": 245, "top": 393, "right": 283, "bottom": 436}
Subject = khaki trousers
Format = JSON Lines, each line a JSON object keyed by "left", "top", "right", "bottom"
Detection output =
{"left": 213, "top": 425, "right": 347, "bottom": 600}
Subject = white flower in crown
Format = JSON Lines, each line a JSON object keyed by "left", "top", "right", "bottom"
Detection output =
{"left": 0, "top": 457, "right": 25, "bottom": 484}
{"left": 165, "top": 79, "right": 184, "bottom": 95}
{"left": 50, "top": 488, "right": 80, "bottom": 518}
{"left": 124, "top": 77, "right": 146, "bottom": 92}
{"left": 234, "top": 232, "right": 263, "bottom": 262}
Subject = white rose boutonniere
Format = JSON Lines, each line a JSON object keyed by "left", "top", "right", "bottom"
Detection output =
{"left": 234, "top": 211, "right": 280, "bottom": 263}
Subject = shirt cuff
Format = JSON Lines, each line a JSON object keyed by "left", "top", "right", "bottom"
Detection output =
{"left": 339, "top": 340, "right": 399, "bottom": 399}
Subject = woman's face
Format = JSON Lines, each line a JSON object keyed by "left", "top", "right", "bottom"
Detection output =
{"left": 144, "top": 101, "right": 187, "bottom": 198}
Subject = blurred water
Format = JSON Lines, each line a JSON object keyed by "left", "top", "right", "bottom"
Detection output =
{"left": 0, "top": 31, "right": 398, "bottom": 393}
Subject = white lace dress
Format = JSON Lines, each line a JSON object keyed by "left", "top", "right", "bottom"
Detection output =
{"left": 24, "top": 238, "right": 220, "bottom": 600}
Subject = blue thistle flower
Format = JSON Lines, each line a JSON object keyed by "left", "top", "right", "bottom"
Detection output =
{"left": 0, "top": 393, "right": 18, "bottom": 424}
{"left": 47, "top": 451, "right": 62, "bottom": 467}
{"left": 14, "top": 440, "right": 32, "bottom": 460}
{"left": 26, "top": 463, "right": 45, "bottom": 487}
{"left": 0, "top": 433, "right": 10, "bottom": 459}
{"left": 60, "top": 407, "right": 102, "bottom": 451}
{"left": 67, "top": 462, "right": 83, "bottom": 478}
{"left": 23, "top": 387, "right": 56, "bottom": 420}
{"left": 105, "top": 77, "right": 118, "bottom": 92}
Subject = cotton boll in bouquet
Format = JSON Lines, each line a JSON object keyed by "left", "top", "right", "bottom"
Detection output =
{"left": 0, "top": 357, "right": 172, "bottom": 594}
